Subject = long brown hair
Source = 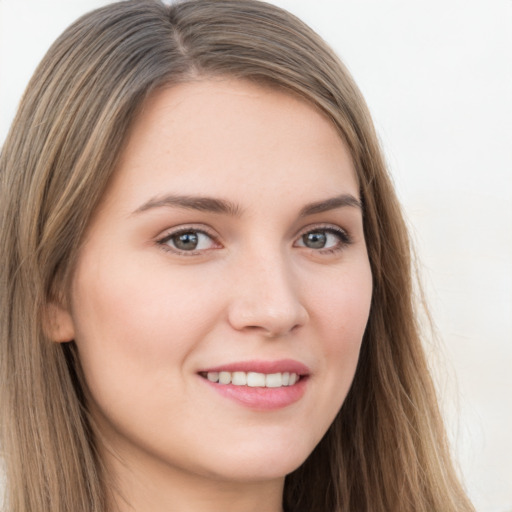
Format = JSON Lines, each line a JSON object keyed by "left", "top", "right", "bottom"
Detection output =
{"left": 0, "top": 1, "right": 474, "bottom": 511}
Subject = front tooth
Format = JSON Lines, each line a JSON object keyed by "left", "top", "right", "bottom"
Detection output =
{"left": 247, "top": 372, "right": 266, "bottom": 387}
{"left": 265, "top": 373, "right": 283, "bottom": 388}
{"left": 218, "top": 371, "right": 231, "bottom": 384}
{"left": 281, "top": 372, "right": 290, "bottom": 386}
{"left": 231, "top": 371, "right": 247, "bottom": 386}
{"left": 207, "top": 372, "right": 219, "bottom": 383}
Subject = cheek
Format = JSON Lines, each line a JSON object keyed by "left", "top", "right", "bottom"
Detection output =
{"left": 309, "top": 259, "right": 372, "bottom": 397}
{"left": 285, "top": 260, "right": 372, "bottom": 454}
{"left": 68, "top": 253, "right": 224, "bottom": 401}
{"left": 68, "top": 255, "right": 228, "bottom": 446}
{"left": 73, "top": 253, "right": 216, "bottom": 345}
{"left": 314, "top": 260, "right": 372, "bottom": 344}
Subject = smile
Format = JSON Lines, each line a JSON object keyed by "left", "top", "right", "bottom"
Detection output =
{"left": 202, "top": 371, "right": 300, "bottom": 388}
{"left": 198, "top": 360, "right": 309, "bottom": 410}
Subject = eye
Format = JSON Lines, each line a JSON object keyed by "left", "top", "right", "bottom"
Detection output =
{"left": 157, "top": 228, "right": 218, "bottom": 254}
{"left": 295, "top": 226, "right": 351, "bottom": 252}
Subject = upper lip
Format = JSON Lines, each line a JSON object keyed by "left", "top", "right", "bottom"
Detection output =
{"left": 199, "top": 359, "right": 310, "bottom": 375}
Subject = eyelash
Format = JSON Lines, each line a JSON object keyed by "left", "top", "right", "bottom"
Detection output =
{"left": 157, "top": 226, "right": 220, "bottom": 256}
{"left": 156, "top": 224, "right": 352, "bottom": 256}
{"left": 296, "top": 225, "right": 353, "bottom": 254}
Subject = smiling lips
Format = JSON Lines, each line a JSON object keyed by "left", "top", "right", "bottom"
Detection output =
{"left": 199, "top": 359, "right": 309, "bottom": 410}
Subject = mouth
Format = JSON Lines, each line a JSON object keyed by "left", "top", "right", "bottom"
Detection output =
{"left": 197, "top": 360, "right": 309, "bottom": 410}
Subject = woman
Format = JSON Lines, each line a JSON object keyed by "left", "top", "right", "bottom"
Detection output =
{"left": 0, "top": 1, "right": 475, "bottom": 511}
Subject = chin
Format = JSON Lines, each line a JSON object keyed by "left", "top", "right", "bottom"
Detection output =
{"left": 199, "top": 436, "right": 315, "bottom": 483}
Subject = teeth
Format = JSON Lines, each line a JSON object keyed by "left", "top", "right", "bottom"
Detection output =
{"left": 207, "top": 371, "right": 219, "bottom": 383}
{"left": 205, "top": 371, "right": 300, "bottom": 388}
{"left": 218, "top": 371, "right": 231, "bottom": 384}
{"left": 265, "top": 373, "right": 282, "bottom": 388}
{"left": 231, "top": 371, "right": 247, "bottom": 385}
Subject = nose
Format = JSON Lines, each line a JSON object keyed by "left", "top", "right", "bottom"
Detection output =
{"left": 227, "top": 250, "right": 309, "bottom": 338}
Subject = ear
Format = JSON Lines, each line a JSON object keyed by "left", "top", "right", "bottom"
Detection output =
{"left": 43, "top": 301, "right": 76, "bottom": 343}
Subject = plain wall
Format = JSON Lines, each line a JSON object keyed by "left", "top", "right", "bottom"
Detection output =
{"left": 1, "top": 1, "right": 511, "bottom": 511}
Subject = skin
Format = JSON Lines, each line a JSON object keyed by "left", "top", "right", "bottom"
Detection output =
{"left": 52, "top": 79, "right": 373, "bottom": 512}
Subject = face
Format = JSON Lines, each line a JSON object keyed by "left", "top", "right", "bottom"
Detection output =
{"left": 57, "top": 79, "right": 372, "bottom": 487}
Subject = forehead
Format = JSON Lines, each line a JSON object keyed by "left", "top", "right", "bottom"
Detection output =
{"left": 107, "top": 78, "right": 359, "bottom": 211}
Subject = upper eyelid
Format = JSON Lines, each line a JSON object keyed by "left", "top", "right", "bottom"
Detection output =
{"left": 157, "top": 222, "right": 347, "bottom": 236}
{"left": 156, "top": 223, "right": 350, "bottom": 239}
{"left": 295, "top": 222, "right": 350, "bottom": 236}
{"left": 157, "top": 224, "right": 219, "bottom": 240}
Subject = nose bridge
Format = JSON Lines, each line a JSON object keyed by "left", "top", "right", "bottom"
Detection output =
{"left": 227, "top": 242, "right": 308, "bottom": 336}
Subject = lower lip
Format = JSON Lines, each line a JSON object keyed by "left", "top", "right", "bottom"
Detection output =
{"left": 201, "top": 377, "right": 308, "bottom": 410}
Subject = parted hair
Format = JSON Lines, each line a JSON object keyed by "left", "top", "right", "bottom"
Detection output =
{"left": 0, "top": 1, "right": 474, "bottom": 511}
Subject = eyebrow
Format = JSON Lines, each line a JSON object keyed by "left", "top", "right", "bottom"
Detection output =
{"left": 133, "top": 194, "right": 243, "bottom": 217}
{"left": 132, "top": 193, "right": 362, "bottom": 217}
{"left": 298, "top": 194, "right": 362, "bottom": 216}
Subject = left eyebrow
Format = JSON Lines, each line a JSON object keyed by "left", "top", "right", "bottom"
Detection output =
{"left": 299, "top": 194, "right": 362, "bottom": 217}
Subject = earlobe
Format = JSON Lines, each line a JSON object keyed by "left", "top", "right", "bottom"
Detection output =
{"left": 44, "top": 302, "right": 75, "bottom": 343}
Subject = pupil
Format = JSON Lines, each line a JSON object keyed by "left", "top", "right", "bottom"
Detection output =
{"left": 304, "top": 232, "right": 326, "bottom": 249}
{"left": 174, "top": 232, "right": 198, "bottom": 250}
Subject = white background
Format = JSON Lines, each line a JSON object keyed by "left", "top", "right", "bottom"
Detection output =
{"left": 1, "top": 1, "right": 511, "bottom": 511}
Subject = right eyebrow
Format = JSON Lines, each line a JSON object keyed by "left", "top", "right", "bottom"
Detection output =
{"left": 131, "top": 194, "right": 243, "bottom": 217}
